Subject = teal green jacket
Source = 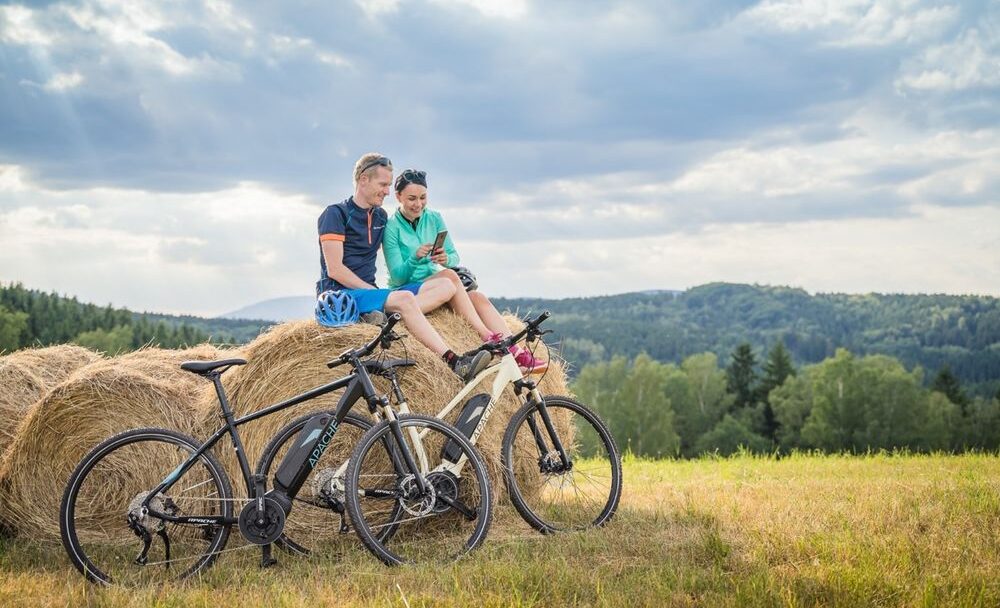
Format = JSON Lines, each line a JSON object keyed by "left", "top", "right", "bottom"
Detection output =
{"left": 382, "top": 207, "right": 460, "bottom": 288}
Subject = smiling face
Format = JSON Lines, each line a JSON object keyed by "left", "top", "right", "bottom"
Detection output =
{"left": 357, "top": 166, "right": 393, "bottom": 208}
{"left": 396, "top": 183, "right": 428, "bottom": 220}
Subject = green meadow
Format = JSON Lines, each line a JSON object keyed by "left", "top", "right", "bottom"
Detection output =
{"left": 2, "top": 453, "right": 998, "bottom": 607}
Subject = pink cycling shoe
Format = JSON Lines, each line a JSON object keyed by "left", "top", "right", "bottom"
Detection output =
{"left": 486, "top": 332, "right": 548, "bottom": 374}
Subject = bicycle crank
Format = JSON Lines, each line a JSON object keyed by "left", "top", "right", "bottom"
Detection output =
{"left": 238, "top": 497, "right": 286, "bottom": 545}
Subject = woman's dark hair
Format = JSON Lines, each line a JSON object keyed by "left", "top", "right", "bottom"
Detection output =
{"left": 394, "top": 169, "right": 427, "bottom": 193}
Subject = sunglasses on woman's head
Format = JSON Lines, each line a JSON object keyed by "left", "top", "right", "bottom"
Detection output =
{"left": 396, "top": 169, "right": 427, "bottom": 192}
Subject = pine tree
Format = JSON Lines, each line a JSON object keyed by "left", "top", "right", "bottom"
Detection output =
{"left": 726, "top": 343, "right": 758, "bottom": 411}
{"left": 756, "top": 341, "right": 796, "bottom": 440}
{"left": 932, "top": 365, "right": 969, "bottom": 412}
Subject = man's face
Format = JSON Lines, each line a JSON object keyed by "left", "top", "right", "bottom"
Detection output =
{"left": 360, "top": 166, "right": 393, "bottom": 207}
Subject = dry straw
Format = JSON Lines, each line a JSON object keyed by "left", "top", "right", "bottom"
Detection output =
{"left": 0, "top": 345, "right": 103, "bottom": 444}
{"left": 194, "top": 309, "right": 570, "bottom": 542}
{"left": 0, "top": 344, "right": 227, "bottom": 539}
{"left": 0, "top": 312, "right": 571, "bottom": 544}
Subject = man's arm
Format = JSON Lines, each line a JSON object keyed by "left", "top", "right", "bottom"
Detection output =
{"left": 321, "top": 240, "right": 375, "bottom": 289}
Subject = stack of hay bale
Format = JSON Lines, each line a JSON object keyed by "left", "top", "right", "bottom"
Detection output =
{"left": 0, "top": 311, "right": 570, "bottom": 543}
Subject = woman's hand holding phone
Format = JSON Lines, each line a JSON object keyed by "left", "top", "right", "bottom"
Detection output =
{"left": 429, "top": 249, "right": 448, "bottom": 264}
{"left": 416, "top": 243, "right": 434, "bottom": 259}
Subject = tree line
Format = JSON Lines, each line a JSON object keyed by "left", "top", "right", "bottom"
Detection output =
{"left": 0, "top": 282, "right": 214, "bottom": 353}
{"left": 496, "top": 282, "right": 1000, "bottom": 398}
{"left": 573, "top": 343, "right": 1000, "bottom": 458}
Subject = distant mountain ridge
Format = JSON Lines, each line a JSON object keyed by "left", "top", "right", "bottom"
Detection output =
{"left": 220, "top": 296, "right": 314, "bottom": 322}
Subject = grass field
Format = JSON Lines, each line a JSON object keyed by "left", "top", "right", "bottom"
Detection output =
{"left": 1, "top": 453, "right": 998, "bottom": 607}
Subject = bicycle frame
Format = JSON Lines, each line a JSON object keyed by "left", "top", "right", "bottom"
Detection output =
{"left": 391, "top": 352, "right": 552, "bottom": 478}
{"left": 140, "top": 366, "right": 374, "bottom": 526}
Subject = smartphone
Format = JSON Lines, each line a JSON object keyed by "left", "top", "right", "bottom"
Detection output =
{"left": 432, "top": 230, "right": 448, "bottom": 253}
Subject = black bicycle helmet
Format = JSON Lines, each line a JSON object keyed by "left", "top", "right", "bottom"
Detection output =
{"left": 451, "top": 266, "right": 478, "bottom": 292}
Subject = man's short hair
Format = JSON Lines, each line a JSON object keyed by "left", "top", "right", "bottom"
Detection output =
{"left": 354, "top": 153, "right": 393, "bottom": 187}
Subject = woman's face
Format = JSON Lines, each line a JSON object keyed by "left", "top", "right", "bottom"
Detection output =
{"left": 396, "top": 184, "right": 428, "bottom": 221}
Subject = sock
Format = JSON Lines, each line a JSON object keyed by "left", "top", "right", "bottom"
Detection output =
{"left": 443, "top": 350, "right": 457, "bottom": 367}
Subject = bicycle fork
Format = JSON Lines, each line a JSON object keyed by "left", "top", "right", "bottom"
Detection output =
{"left": 524, "top": 390, "right": 572, "bottom": 473}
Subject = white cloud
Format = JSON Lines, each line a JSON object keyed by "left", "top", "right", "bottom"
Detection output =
{"left": 63, "top": 2, "right": 239, "bottom": 77}
{"left": 0, "top": 167, "right": 323, "bottom": 315}
{"left": 458, "top": 204, "right": 1000, "bottom": 300}
{"left": 354, "top": 0, "right": 403, "bottom": 19}
{"left": 896, "top": 25, "right": 1000, "bottom": 92}
{"left": 43, "top": 71, "right": 84, "bottom": 91}
{"left": 740, "top": 0, "right": 959, "bottom": 47}
{"left": 0, "top": 4, "right": 53, "bottom": 46}
{"left": 268, "top": 35, "right": 353, "bottom": 69}
{"left": 433, "top": 0, "right": 530, "bottom": 19}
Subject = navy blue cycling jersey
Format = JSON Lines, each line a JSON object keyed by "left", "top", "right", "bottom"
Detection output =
{"left": 316, "top": 197, "right": 388, "bottom": 294}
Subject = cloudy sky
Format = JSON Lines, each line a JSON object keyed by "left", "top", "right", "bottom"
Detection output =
{"left": 1, "top": 0, "right": 998, "bottom": 316}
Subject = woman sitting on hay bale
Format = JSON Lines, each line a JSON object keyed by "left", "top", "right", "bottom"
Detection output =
{"left": 382, "top": 168, "right": 547, "bottom": 375}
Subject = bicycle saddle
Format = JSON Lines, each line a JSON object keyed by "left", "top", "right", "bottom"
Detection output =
{"left": 180, "top": 358, "right": 248, "bottom": 375}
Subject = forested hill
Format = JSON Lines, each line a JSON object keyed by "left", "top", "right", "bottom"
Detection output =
{"left": 494, "top": 283, "right": 1000, "bottom": 396}
{"left": 0, "top": 283, "right": 269, "bottom": 352}
{"left": 4, "top": 281, "right": 998, "bottom": 396}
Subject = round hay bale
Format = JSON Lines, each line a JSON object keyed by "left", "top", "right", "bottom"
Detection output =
{"left": 2, "top": 344, "right": 102, "bottom": 386}
{"left": 0, "top": 345, "right": 104, "bottom": 445}
{"left": 0, "top": 360, "right": 46, "bottom": 445}
{"left": 0, "top": 344, "right": 229, "bottom": 540}
{"left": 196, "top": 309, "right": 571, "bottom": 542}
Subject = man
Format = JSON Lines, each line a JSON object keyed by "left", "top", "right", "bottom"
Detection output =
{"left": 317, "top": 152, "right": 490, "bottom": 382}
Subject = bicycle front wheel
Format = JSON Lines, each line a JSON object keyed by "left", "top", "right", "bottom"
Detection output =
{"left": 502, "top": 396, "right": 622, "bottom": 533}
{"left": 60, "top": 428, "right": 233, "bottom": 585}
{"left": 344, "top": 413, "right": 493, "bottom": 565}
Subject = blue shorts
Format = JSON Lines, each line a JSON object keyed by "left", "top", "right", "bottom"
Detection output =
{"left": 344, "top": 283, "right": 421, "bottom": 314}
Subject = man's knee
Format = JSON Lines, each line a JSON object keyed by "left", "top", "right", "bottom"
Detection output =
{"left": 386, "top": 290, "right": 418, "bottom": 312}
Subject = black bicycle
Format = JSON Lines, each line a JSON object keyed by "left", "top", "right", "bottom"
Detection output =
{"left": 59, "top": 314, "right": 493, "bottom": 585}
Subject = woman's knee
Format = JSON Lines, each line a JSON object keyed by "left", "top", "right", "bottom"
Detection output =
{"left": 438, "top": 268, "right": 461, "bottom": 285}
{"left": 428, "top": 277, "right": 457, "bottom": 298}
{"left": 469, "top": 290, "right": 489, "bottom": 306}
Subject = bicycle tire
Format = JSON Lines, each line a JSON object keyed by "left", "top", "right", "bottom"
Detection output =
{"left": 60, "top": 427, "right": 233, "bottom": 585}
{"left": 344, "top": 413, "right": 493, "bottom": 565}
{"left": 501, "top": 395, "right": 622, "bottom": 533}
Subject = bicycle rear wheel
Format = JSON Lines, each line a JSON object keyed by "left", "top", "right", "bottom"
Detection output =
{"left": 344, "top": 413, "right": 493, "bottom": 565}
{"left": 502, "top": 396, "right": 621, "bottom": 533}
{"left": 60, "top": 428, "right": 233, "bottom": 585}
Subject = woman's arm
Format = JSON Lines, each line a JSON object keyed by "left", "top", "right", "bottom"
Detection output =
{"left": 429, "top": 211, "right": 460, "bottom": 267}
{"left": 382, "top": 221, "right": 420, "bottom": 286}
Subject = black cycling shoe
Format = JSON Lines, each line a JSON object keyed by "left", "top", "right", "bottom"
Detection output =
{"left": 450, "top": 350, "right": 491, "bottom": 383}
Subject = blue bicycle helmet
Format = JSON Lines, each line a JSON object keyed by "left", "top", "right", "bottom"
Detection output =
{"left": 315, "top": 290, "right": 359, "bottom": 327}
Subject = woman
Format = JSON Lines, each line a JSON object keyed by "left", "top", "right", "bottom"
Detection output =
{"left": 382, "top": 169, "right": 546, "bottom": 373}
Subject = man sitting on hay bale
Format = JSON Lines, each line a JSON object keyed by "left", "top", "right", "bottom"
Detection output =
{"left": 316, "top": 152, "right": 490, "bottom": 383}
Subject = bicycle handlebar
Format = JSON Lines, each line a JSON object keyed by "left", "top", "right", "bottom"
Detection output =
{"left": 466, "top": 310, "right": 551, "bottom": 357}
{"left": 326, "top": 313, "right": 403, "bottom": 369}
